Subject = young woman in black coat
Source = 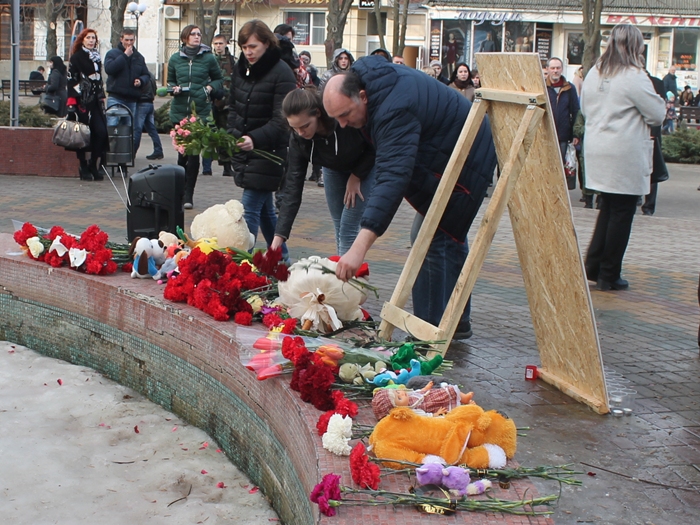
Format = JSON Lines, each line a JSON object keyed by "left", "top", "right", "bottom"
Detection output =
{"left": 271, "top": 88, "right": 375, "bottom": 256}
{"left": 67, "top": 28, "right": 108, "bottom": 181}
{"left": 227, "top": 20, "right": 296, "bottom": 258}
{"left": 45, "top": 56, "right": 68, "bottom": 117}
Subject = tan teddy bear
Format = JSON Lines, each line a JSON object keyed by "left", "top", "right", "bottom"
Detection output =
{"left": 189, "top": 199, "right": 254, "bottom": 251}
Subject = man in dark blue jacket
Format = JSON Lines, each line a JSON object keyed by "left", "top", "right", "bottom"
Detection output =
{"left": 323, "top": 56, "right": 497, "bottom": 338}
{"left": 546, "top": 57, "right": 580, "bottom": 159}
{"left": 104, "top": 28, "right": 152, "bottom": 159}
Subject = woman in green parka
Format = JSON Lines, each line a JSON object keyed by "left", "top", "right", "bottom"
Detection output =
{"left": 168, "top": 24, "right": 223, "bottom": 209}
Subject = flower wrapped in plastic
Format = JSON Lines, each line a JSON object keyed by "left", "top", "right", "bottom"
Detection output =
{"left": 277, "top": 256, "right": 368, "bottom": 333}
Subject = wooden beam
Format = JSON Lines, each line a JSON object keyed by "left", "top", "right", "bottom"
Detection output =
{"left": 380, "top": 302, "right": 446, "bottom": 342}
{"left": 378, "top": 99, "right": 489, "bottom": 340}
{"left": 429, "top": 105, "right": 545, "bottom": 356}
{"left": 475, "top": 88, "right": 546, "bottom": 106}
{"left": 537, "top": 368, "right": 610, "bottom": 414}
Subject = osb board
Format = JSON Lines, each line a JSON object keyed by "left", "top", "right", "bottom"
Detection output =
{"left": 475, "top": 53, "right": 608, "bottom": 413}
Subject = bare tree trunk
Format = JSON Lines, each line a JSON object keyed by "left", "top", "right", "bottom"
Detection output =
{"left": 373, "top": 2, "right": 386, "bottom": 52}
{"left": 397, "top": 0, "right": 409, "bottom": 56}
{"left": 325, "top": 0, "right": 353, "bottom": 66}
{"left": 193, "top": 0, "right": 222, "bottom": 46}
{"left": 391, "top": 0, "right": 399, "bottom": 56}
{"left": 110, "top": 0, "right": 129, "bottom": 48}
{"left": 581, "top": 0, "right": 603, "bottom": 76}
{"left": 44, "top": 0, "right": 67, "bottom": 59}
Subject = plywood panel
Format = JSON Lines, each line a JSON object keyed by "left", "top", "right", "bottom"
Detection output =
{"left": 475, "top": 53, "right": 608, "bottom": 413}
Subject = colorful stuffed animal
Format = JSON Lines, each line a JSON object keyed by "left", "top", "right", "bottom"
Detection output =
{"left": 150, "top": 239, "right": 167, "bottom": 266}
{"left": 369, "top": 404, "right": 517, "bottom": 470}
{"left": 371, "top": 359, "right": 422, "bottom": 386}
{"left": 128, "top": 237, "right": 158, "bottom": 279}
{"left": 190, "top": 199, "right": 254, "bottom": 251}
{"left": 391, "top": 343, "right": 443, "bottom": 376}
{"left": 415, "top": 461, "right": 492, "bottom": 496}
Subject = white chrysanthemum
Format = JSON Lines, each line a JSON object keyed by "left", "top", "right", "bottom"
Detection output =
{"left": 27, "top": 237, "right": 44, "bottom": 258}
{"left": 278, "top": 256, "right": 367, "bottom": 332}
{"left": 321, "top": 414, "right": 353, "bottom": 456}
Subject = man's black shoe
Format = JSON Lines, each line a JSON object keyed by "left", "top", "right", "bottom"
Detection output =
{"left": 596, "top": 278, "right": 629, "bottom": 291}
{"left": 454, "top": 321, "right": 473, "bottom": 340}
{"left": 146, "top": 153, "right": 164, "bottom": 160}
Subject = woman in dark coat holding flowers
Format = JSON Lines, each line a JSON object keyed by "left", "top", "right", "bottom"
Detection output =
{"left": 227, "top": 20, "right": 296, "bottom": 259}
{"left": 67, "top": 28, "right": 108, "bottom": 181}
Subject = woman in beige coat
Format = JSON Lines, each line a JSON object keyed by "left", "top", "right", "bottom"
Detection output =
{"left": 581, "top": 24, "right": 665, "bottom": 291}
{"left": 448, "top": 62, "right": 475, "bottom": 102}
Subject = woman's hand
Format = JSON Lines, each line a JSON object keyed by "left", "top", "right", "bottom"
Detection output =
{"left": 239, "top": 136, "right": 254, "bottom": 151}
{"left": 172, "top": 86, "right": 181, "bottom": 95}
{"left": 344, "top": 174, "right": 364, "bottom": 209}
{"left": 270, "top": 235, "right": 285, "bottom": 252}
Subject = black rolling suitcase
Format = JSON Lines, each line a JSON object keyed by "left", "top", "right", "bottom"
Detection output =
{"left": 127, "top": 164, "right": 185, "bottom": 242}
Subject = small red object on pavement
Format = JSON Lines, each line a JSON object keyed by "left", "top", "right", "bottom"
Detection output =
{"left": 525, "top": 365, "right": 538, "bottom": 380}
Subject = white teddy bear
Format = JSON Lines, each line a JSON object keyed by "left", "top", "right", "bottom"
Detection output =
{"left": 189, "top": 199, "right": 255, "bottom": 251}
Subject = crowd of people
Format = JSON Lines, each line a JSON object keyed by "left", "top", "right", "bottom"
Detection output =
{"left": 51, "top": 21, "right": 672, "bottom": 338}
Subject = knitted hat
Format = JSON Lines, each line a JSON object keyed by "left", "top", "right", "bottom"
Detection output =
{"left": 666, "top": 91, "right": 675, "bottom": 100}
{"left": 429, "top": 60, "right": 442, "bottom": 68}
{"left": 372, "top": 388, "right": 398, "bottom": 420}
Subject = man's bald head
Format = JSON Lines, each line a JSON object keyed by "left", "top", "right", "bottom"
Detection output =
{"left": 323, "top": 73, "right": 368, "bottom": 128}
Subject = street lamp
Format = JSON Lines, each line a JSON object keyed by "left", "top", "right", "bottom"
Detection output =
{"left": 126, "top": 2, "right": 148, "bottom": 45}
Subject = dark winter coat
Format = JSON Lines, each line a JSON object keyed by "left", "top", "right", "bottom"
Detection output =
{"left": 320, "top": 48, "right": 355, "bottom": 88}
{"left": 351, "top": 56, "right": 497, "bottom": 242}
{"left": 662, "top": 72, "right": 678, "bottom": 99}
{"left": 104, "top": 43, "right": 151, "bottom": 102}
{"left": 546, "top": 76, "right": 580, "bottom": 143}
{"left": 67, "top": 48, "right": 108, "bottom": 154}
{"left": 46, "top": 67, "right": 68, "bottom": 117}
{"left": 275, "top": 123, "right": 375, "bottom": 240}
{"left": 167, "top": 44, "right": 223, "bottom": 123}
{"left": 227, "top": 46, "right": 296, "bottom": 192}
{"left": 68, "top": 48, "right": 106, "bottom": 104}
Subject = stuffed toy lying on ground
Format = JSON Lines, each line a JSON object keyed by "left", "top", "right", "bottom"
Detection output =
{"left": 190, "top": 199, "right": 254, "bottom": 251}
{"left": 369, "top": 404, "right": 517, "bottom": 470}
{"left": 372, "top": 380, "right": 474, "bottom": 420}
{"left": 128, "top": 237, "right": 159, "bottom": 279}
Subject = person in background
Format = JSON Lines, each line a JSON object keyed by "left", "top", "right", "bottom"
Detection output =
{"left": 679, "top": 85, "right": 694, "bottom": 108}
{"left": 320, "top": 48, "right": 355, "bottom": 89}
{"left": 104, "top": 28, "right": 151, "bottom": 175}
{"left": 272, "top": 88, "right": 375, "bottom": 256}
{"left": 392, "top": 55, "right": 405, "bottom": 65}
{"left": 45, "top": 57, "right": 67, "bottom": 117}
{"left": 30, "top": 65, "right": 46, "bottom": 94}
{"left": 30, "top": 65, "right": 45, "bottom": 81}
{"left": 471, "top": 68, "right": 481, "bottom": 88}
{"left": 422, "top": 66, "right": 437, "bottom": 79}
{"left": 67, "top": 28, "right": 108, "bottom": 181}
{"left": 299, "top": 51, "right": 320, "bottom": 87}
{"left": 138, "top": 72, "right": 164, "bottom": 161}
{"left": 430, "top": 60, "right": 450, "bottom": 85}
{"left": 663, "top": 66, "right": 678, "bottom": 100}
{"left": 572, "top": 66, "right": 584, "bottom": 99}
{"left": 449, "top": 62, "right": 475, "bottom": 102}
{"left": 581, "top": 23, "right": 665, "bottom": 291}
{"left": 202, "top": 33, "right": 236, "bottom": 176}
{"left": 546, "top": 57, "right": 580, "bottom": 161}
{"left": 167, "top": 24, "right": 223, "bottom": 209}
{"left": 370, "top": 48, "right": 391, "bottom": 61}
{"left": 227, "top": 19, "right": 296, "bottom": 259}
{"left": 640, "top": 71, "right": 665, "bottom": 217}
{"left": 663, "top": 92, "right": 677, "bottom": 135}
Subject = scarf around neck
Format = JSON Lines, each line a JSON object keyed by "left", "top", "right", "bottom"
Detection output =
{"left": 83, "top": 47, "right": 101, "bottom": 63}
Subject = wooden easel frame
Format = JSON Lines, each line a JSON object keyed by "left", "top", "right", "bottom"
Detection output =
{"left": 378, "top": 54, "right": 609, "bottom": 414}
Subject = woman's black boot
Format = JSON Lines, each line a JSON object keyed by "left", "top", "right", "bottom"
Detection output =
{"left": 79, "top": 160, "right": 93, "bottom": 181}
{"left": 89, "top": 160, "right": 104, "bottom": 181}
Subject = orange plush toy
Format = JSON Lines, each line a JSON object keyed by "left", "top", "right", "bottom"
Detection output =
{"left": 368, "top": 404, "right": 517, "bottom": 470}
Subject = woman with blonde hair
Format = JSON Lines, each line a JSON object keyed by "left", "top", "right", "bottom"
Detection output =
{"left": 581, "top": 23, "right": 665, "bottom": 291}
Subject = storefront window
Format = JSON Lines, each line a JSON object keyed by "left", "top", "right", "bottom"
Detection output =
{"left": 566, "top": 32, "right": 585, "bottom": 65}
{"left": 474, "top": 21, "right": 502, "bottom": 55}
{"left": 657, "top": 29, "right": 672, "bottom": 73}
{"left": 673, "top": 28, "right": 697, "bottom": 71}
{"left": 286, "top": 12, "right": 325, "bottom": 46}
{"left": 441, "top": 20, "right": 471, "bottom": 76}
{"left": 504, "top": 22, "right": 534, "bottom": 53}
{"left": 535, "top": 23, "right": 553, "bottom": 66}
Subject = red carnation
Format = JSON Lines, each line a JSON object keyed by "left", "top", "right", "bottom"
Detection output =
{"left": 280, "top": 317, "right": 297, "bottom": 334}
{"left": 262, "top": 313, "right": 283, "bottom": 328}
{"left": 349, "top": 442, "right": 381, "bottom": 490}
{"left": 316, "top": 410, "right": 335, "bottom": 436}
{"left": 13, "top": 222, "right": 38, "bottom": 246}
{"left": 234, "top": 311, "right": 253, "bottom": 325}
{"left": 331, "top": 390, "right": 358, "bottom": 418}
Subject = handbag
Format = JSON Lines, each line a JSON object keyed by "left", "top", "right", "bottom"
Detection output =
{"left": 39, "top": 93, "right": 61, "bottom": 114}
{"left": 651, "top": 136, "right": 669, "bottom": 184}
{"left": 564, "top": 143, "right": 578, "bottom": 190}
{"left": 52, "top": 114, "right": 91, "bottom": 150}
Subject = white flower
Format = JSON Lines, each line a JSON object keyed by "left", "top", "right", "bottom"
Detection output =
{"left": 68, "top": 248, "right": 87, "bottom": 268}
{"left": 49, "top": 235, "right": 68, "bottom": 257}
{"left": 322, "top": 414, "right": 353, "bottom": 456}
{"left": 278, "top": 256, "right": 366, "bottom": 332}
{"left": 27, "top": 237, "right": 44, "bottom": 258}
